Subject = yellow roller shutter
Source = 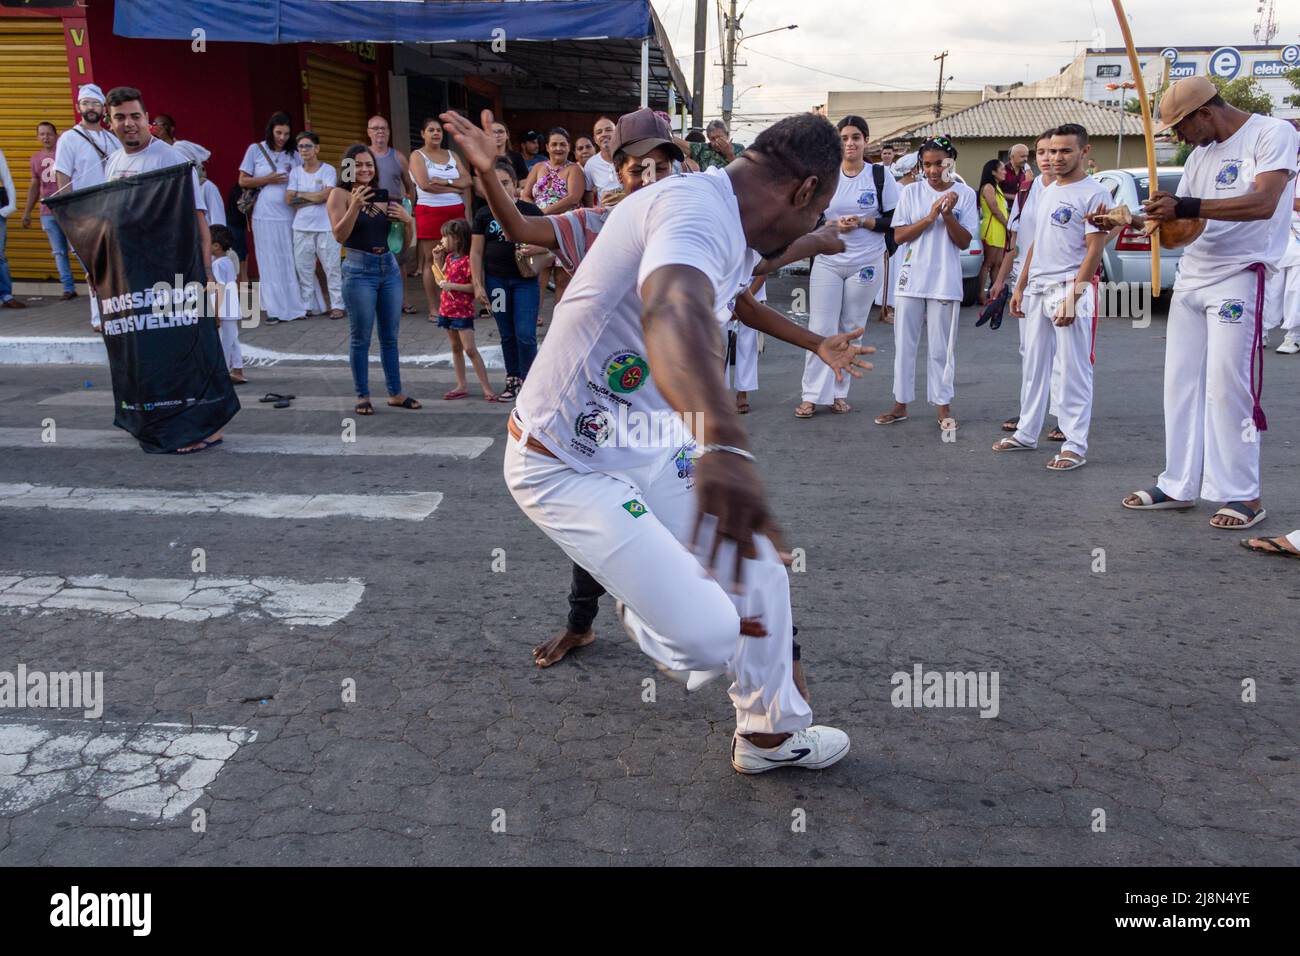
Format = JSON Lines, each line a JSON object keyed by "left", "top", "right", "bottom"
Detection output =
{"left": 304, "top": 56, "right": 369, "bottom": 170}
{"left": 0, "top": 17, "right": 76, "bottom": 283}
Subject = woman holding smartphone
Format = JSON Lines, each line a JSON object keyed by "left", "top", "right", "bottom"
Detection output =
{"left": 328, "top": 144, "right": 421, "bottom": 416}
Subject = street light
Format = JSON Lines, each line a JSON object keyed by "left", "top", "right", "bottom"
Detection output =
{"left": 737, "top": 24, "right": 798, "bottom": 50}
{"left": 1107, "top": 80, "right": 1138, "bottom": 166}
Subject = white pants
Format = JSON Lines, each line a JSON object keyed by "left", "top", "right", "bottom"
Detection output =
{"left": 1157, "top": 272, "right": 1263, "bottom": 503}
{"left": 219, "top": 318, "right": 242, "bottom": 371}
{"left": 251, "top": 218, "right": 310, "bottom": 320}
{"left": 1016, "top": 301, "right": 1063, "bottom": 419}
{"left": 801, "top": 256, "right": 882, "bottom": 404}
{"left": 1277, "top": 263, "right": 1300, "bottom": 334}
{"left": 504, "top": 424, "right": 812, "bottom": 735}
{"left": 292, "top": 229, "right": 343, "bottom": 312}
{"left": 1013, "top": 280, "right": 1096, "bottom": 458}
{"left": 893, "top": 295, "right": 958, "bottom": 406}
{"left": 725, "top": 319, "right": 760, "bottom": 392}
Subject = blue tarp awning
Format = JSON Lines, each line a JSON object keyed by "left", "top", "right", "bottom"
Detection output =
{"left": 113, "top": 0, "right": 655, "bottom": 45}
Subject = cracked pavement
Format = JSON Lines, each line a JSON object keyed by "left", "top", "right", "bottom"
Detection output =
{"left": 0, "top": 281, "right": 1296, "bottom": 865}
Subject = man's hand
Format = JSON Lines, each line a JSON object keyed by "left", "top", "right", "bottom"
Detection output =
{"left": 440, "top": 108, "right": 499, "bottom": 175}
{"left": 1053, "top": 287, "right": 1078, "bottom": 327}
{"left": 21, "top": 215, "right": 31, "bottom": 229}
{"left": 691, "top": 451, "right": 784, "bottom": 591}
{"left": 811, "top": 220, "right": 847, "bottom": 256}
{"left": 1010, "top": 287, "right": 1025, "bottom": 318}
{"left": 1142, "top": 190, "right": 1178, "bottom": 223}
{"left": 816, "top": 327, "right": 875, "bottom": 382}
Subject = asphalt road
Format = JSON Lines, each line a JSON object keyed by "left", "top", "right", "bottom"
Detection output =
{"left": 0, "top": 281, "right": 1296, "bottom": 865}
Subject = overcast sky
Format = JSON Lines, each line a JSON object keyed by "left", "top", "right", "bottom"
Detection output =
{"left": 652, "top": 0, "right": 1299, "bottom": 138}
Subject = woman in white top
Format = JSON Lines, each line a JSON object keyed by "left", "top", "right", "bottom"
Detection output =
{"left": 286, "top": 131, "right": 343, "bottom": 319}
{"left": 238, "top": 112, "right": 308, "bottom": 324}
{"left": 409, "top": 117, "right": 470, "bottom": 321}
{"left": 874, "top": 136, "right": 976, "bottom": 431}
{"left": 795, "top": 115, "right": 898, "bottom": 418}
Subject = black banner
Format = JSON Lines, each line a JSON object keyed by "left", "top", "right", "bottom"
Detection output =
{"left": 46, "top": 164, "right": 238, "bottom": 453}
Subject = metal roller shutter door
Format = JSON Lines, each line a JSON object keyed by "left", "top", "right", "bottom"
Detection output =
{"left": 304, "top": 56, "right": 369, "bottom": 170}
{"left": 0, "top": 17, "right": 77, "bottom": 283}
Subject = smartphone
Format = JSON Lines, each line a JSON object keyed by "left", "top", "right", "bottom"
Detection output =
{"left": 367, "top": 187, "right": 390, "bottom": 206}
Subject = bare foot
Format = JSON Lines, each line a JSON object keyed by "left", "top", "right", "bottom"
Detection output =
{"left": 1210, "top": 499, "right": 1263, "bottom": 529}
{"left": 533, "top": 629, "right": 596, "bottom": 668}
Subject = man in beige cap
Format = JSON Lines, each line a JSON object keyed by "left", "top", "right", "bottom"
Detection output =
{"left": 1122, "top": 75, "right": 1298, "bottom": 534}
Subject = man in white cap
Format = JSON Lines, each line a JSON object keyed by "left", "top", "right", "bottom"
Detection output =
{"left": 1122, "top": 76, "right": 1299, "bottom": 531}
{"left": 53, "top": 84, "right": 120, "bottom": 194}
{"left": 53, "top": 84, "right": 121, "bottom": 327}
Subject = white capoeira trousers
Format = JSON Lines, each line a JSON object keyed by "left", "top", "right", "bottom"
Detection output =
{"left": 219, "top": 318, "right": 242, "bottom": 371}
{"left": 1278, "top": 264, "right": 1300, "bottom": 334}
{"left": 1013, "top": 280, "right": 1096, "bottom": 458}
{"left": 251, "top": 217, "right": 311, "bottom": 321}
{"left": 292, "top": 228, "right": 342, "bottom": 313}
{"left": 725, "top": 319, "right": 760, "bottom": 392}
{"left": 504, "top": 422, "right": 812, "bottom": 735}
{"left": 1157, "top": 271, "right": 1263, "bottom": 503}
{"left": 801, "top": 256, "right": 882, "bottom": 404}
{"left": 892, "top": 295, "right": 958, "bottom": 406}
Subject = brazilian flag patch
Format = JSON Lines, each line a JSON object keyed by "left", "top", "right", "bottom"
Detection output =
{"left": 621, "top": 499, "right": 647, "bottom": 518}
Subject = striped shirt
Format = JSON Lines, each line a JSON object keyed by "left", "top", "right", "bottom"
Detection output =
{"left": 547, "top": 206, "right": 610, "bottom": 273}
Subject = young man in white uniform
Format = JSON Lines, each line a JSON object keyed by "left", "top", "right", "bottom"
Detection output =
{"left": 1122, "top": 77, "right": 1299, "bottom": 528}
{"left": 875, "top": 136, "right": 975, "bottom": 430}
{"left": 500, "top": 114, "right": 855, "bottom": 773}
{"left": 994, "top": 124, "right": 1111, "bottom": 470}
{"left": 991, "top": 132, "right": 1062, "bottom": 436}
{"left": 1273, "top": 153, "right": 1300, "bottom": 355}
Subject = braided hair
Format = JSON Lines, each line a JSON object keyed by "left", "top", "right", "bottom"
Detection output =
{"left": 918, "top": 135, "right": 958, "bottom": 183}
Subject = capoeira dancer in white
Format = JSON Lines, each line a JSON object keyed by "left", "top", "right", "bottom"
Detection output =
{"left": 993, "top": 124, "right": 1111, "bottom": 470}
{"left": 990, "top": 131, "right": 1063, "bottom": 438}
{"left": 502, "top": 114, "right": 864, "bottom": 773}
{"left": 1272, "top": 148, "right": 1300, "bottom": 355}
{"left": 874, "top": 136, "right": 975, "bottom": 431}
{"left": 794, "top": 115, "right": 897, "bottom": 419}
{"left": 1121, "top": 77, "right": 1299, "bottom": 528}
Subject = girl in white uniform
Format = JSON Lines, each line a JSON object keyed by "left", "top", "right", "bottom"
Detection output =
{"left": 238, "top": 112, "right": 311, "bottom": 324}
{"left": 795, "top": 115, "right": 897, "bottom": 418}
{"left": 875, "top": 137, "right": 976, "bottom": 431}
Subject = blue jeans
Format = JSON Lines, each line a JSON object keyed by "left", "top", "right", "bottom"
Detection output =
{"left": 486, "top": 273, "right": 540, "bottom": 379}
{"left": 0, "top": 217, "right": 13, "bottom": 303}
{"left": 342, "top": 250, "right": 404, "bottom": 398}
{"left": 41, "top": 214, "right": 76, "bottom": 294}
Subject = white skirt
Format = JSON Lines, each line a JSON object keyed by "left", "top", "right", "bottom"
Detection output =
{"left": 251, "top": 218, "right": 318, "bottom": 320}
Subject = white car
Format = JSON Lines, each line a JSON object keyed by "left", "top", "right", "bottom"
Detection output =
{"left": 1092, "top": 166, "right": 1185, "bottom": 289}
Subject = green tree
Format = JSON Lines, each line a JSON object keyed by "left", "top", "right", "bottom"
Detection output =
{"left": 1124, "top": 97, "right": 1142, "bottom": 114}
{"left": 1284, "top": 67, "right": 1300, "bottom": 109}
{"left": 1208, "top": 76, "right": 1273, "bottom": 116}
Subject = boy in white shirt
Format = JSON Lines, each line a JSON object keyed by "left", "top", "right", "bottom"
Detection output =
{"left": 209, "top": 224, "right": 246, "bottom": 384}
{"left": 1121, "top": 77, "right": 1299, "bottom": 529}
{"left": 994, "top": 123, "right": 1111, "bottom": 470}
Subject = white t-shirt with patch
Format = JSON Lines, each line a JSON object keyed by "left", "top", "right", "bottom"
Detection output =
{"left": 103, "top": 138, "right": 206, "bottom": 212}
{"left": 584, "top": 152, "right": 620, "bottom": 199}
{"left": 1010, "top": 176, "right": 1047, "bottom": 268}
{"left": 892, "top": 179, "right": 977, "bottom": 301}
{"left": 212, "top": 252, "right": 240, "bottom": 320}
{"left": 1175, "top": 114, "right": 1299, "bottom": 290}
{"left": 239, "top": 143, "right": 297, "bottom": 222}
{"left": 516, "top": 168, "right": 759, "bottom": 475}
{"left": 818, "top": 163, "right": 899, "bottom": 269}
{"left": 53, "top": 126, "right": 121, "bottom": 190}
{"left": 288, "top": 163, "right": 337, "bottom": 232}
{"left": 1026, "top": 176, "right": 1111, "bottom": 282}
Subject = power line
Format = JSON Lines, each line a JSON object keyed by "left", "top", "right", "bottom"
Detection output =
{"left": 743, "top": 46, "right": 915, "bottom": 90}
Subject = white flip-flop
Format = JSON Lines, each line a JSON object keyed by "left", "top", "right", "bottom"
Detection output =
{"left": 1122, "top": 487, "right": 1194, "bottom": 511}
{"left": 1046, "top": 454, "right": 1086, "bottom": 471}
{"left": 1211, "top": 503, "right": 1266, "bottom": 531}
{"left": 991, "top": 437, "right": 1034, "bottom": 452}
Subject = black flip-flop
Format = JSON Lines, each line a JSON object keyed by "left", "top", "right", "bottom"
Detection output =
{"left": 1239, "top": 537, "right": 1300, "bottom": 559}
{"left": 388, "top": 396, "right": 422, "bottom": 410}
{"left": 258, "top": 392, "right": 296, "bottom": 403}
{"left": 273, "top": 399, "right": 290, "bottom": 408}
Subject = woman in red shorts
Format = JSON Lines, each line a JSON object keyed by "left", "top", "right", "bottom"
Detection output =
{"left": 409, "top": 117, "right": 471, "bottom": 320}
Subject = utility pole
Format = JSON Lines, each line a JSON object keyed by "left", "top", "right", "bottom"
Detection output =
{"left": 691, "top": 0, "right": 707, "bottom": 137}
{"left": 721, "top": 0, "right": 740, "bottom": 129}
{"left": 933, "top": 50, "right": 949, "bottom": 118}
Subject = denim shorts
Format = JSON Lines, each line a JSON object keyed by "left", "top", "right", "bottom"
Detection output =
{"left": 437, "top": 315, "right": 475, "bottom": 331}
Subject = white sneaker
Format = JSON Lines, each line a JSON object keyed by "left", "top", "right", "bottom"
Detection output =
{"left": 1276, "top": 333, "right": 1300, "bottom": 355}
{"left": 730, "top": 725, "right": 850, "bottom": 774}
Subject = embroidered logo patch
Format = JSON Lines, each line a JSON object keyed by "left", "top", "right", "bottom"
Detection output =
{"left": 857, "top": 190, "right": 876, "bottom": 208}
{"left": 621, "top": 499, "right": 647, "bottom": 518}
{"left": 574, "top": 407, "right": 614, "bottom": 445}
{"left": 673, "top": 444, "right": 697, "bottom": 485}
{"left": 1217, "top": 299, "right": 1245, "bottom": 323}
{"left": 858, "top": 266, "right": 876, "bottom": 282}
{"left": 1050, "top": 205, "right": 1073, "bottom": 226}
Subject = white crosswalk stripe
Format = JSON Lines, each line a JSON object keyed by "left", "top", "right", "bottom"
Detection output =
{"left": 0, "top": 718, "right": 256, "bottom": 821}
{"left": 0, "top": 428, "right": 493, "bottom": 458}
{"left": 39, "top": 391, "right": 510, "bottom": 414}
{"left": 0, "top": 572, "right": 365, "bottom": 625}
{"left": 0, "top": 483, "right": 442, "bottom": 521}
